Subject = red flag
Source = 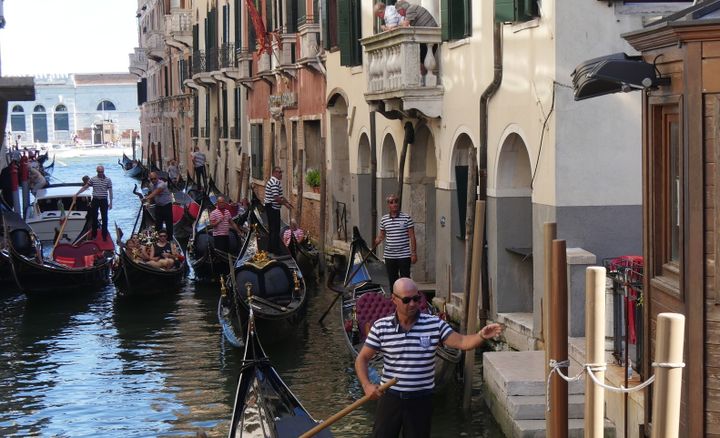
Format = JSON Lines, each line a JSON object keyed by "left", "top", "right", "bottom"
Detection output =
{"left": 245, "top": 0, "right": 270, "bottom": 55}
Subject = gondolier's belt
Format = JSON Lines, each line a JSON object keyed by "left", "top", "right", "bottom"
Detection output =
{"left": 386, "top": 388, "right": 433, "bottom": 399}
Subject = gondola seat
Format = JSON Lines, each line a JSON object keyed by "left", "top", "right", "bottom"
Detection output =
{"left": 53, "top": 242, "right": 103, "bottom": 268}
{"left": 354, "top": 291, "right": 429, "bottom": 339}
{"left": 172, "top": 204, "right": 185, "bottom": 224}
{"left": 187, "top": 202, "right": 200, "bottom": 219}
{"left": 10, "top": 229, "right": 34, "bottom": 256}
{"left": 235, "top": 262, "right": 294, "bottom": 304}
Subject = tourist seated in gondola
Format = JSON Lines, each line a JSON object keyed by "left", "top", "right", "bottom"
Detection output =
{"left": 147, "top": 229, "right": 181, "bottom": 269}
{"left": 282, "top": 219, "right": 306, "bottom": 247}
{"left": 120, "top": 234, "right": 145, "bottom": 263}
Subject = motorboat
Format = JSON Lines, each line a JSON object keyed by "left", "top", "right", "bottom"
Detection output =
{"left": 25, "top": 184, "right": 91, "bottom": 242}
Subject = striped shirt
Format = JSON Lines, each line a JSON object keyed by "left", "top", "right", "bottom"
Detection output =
{"left": 264, "top": 176, "right": 283, "bottom": 210}
{"left": 365, "top": 313, "right": 453, "bottom": 392}
{"left": 88, "top": 176, "right": 112, "bottom": 199}
{"left": 210, "top": 208, "right": 232, "bottom": 236}
{"left": 151, "top": 180, "right": 172, "bottom": 206}
{"left": 192, "top": 151, "right": 206, "bottom": 168}
{"left": 399, "top": 3, "right": 438, "bottom": 27}
{"left": 380, "top": 212, "right": 414, "bottom": 259}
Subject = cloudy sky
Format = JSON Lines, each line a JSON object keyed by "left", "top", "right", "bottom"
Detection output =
{"left": 1, "top": 0, "right": 138, "bottom": 76}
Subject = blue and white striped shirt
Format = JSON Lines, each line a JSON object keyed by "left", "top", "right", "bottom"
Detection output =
{"left": 88, "top": 176, "right": 112, "bottom": 199}
{"left": 380, "top": 212, "right": 414, "bottom": 259}
{"left": 365, "top": 313, "right": 453, "bottom": 392}
{"left": 264, "top": 176, "right": 283, "bottom": 210}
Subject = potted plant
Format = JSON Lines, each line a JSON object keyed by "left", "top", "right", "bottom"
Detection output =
{"left": 305, "top": 168, "right": 321, "bottom": 193}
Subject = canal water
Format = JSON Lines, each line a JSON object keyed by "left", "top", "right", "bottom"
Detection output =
{"left": 0, "top": 155, "right": 505, "bottom": 437}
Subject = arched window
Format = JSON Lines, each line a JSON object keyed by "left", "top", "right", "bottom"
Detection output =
{"left": 54, "top": 104, "right": 69, "bottom": 131}
{"left": 97, "top": 100, "right": 116, "bottom": 111}
{"left": 11, "top": 105, "right": 26, "bottom": 131}
{"left": 33, "top": 105, "right": 46, "bottom": 112}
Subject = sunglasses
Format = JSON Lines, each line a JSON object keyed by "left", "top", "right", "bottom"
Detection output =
{"left": 393, "top": 293, "right": 422, "bottom": 304}
{"left": 387, "top": 199, "right": 399, "bottom": 204}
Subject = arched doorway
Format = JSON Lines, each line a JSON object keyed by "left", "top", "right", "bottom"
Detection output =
{"left": 379, "top": 133, "right": 398, "bottom": 220}
{"left": 490, "top": 132, "right": 533, "bottom": 315}
{"left": 449, "top": 134, "right": 476, "bottom": 295}
{"left": 354, "top": 133, "right": 373, "bottom": 240}
{"left": 404, "top": 124, "right": 436, "bottom": 284}
{"left": 328, "top": 94, "right": 352, "bottom": 242}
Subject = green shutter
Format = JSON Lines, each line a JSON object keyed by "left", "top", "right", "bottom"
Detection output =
{"left": 296, "top": 0, "right": 305, "bottom": 28}
{"left": 266, "top": 0, "right": 273, "bottom": 31}
{"left": 450, "top": 0, "right": 465, "bottom": 40}
{"left": 441, "top": 0, "right": 450, "bottom": 41}
{"left": 321, "top": 0, "right": 329, "bottom": 50}
{"left": 338, "top": 0, "right": 352, "bottom": 66}
{"left": 351, "top": 0, "right": 362, "bottom": 65}
{"left": 235, "top": 0, "right": 242, "bottom": 44}
{"left": 463, "top": 0, "right": 472, "bottom": 38}
{"left": 495, "top": 0, "right": 515, "bottom": 22}
{"left": 517, "top": 0, "right": 538, "bottom": 21}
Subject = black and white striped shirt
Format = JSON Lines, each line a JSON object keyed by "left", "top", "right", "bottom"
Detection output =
{"left": 88, "top": 176, "right": 112, "bottom": 199}
{"left": 380, "top": 212, "right": 414, "bottom": 259}
{"left": 365, "top": 313, "right": 453, "bottom": 392}
{"left": 264, "top": 176, "right": 283, "bottom": 210}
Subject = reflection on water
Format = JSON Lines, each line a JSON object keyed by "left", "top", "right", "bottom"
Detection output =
{"left": 0, "top": 156, "right": 504, "bottom": 437}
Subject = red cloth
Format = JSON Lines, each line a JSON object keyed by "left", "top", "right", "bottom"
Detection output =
{"left": 246, "top": 0, "right": 271, "bottom": 54}
{"left": 609, "top": 256, "right": 644, "bottom": 345}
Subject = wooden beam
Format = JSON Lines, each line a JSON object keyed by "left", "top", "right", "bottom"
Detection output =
{"left": 0, "top": 77, "right": 35, "bottom": 101}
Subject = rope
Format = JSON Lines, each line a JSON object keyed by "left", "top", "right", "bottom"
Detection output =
{"left": 546, "top": 359, "right": 686, "bottom": 410}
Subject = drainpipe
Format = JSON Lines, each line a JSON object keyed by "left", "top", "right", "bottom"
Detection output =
{"left": 370, "top": 111, "right": 378, "bottom": 242}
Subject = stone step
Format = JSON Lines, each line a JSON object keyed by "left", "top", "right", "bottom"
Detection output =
{"left": 450, "top": 292, "right": 464, "bottom": 307}
{"left": 483, "top": 351, "right": 585, "bottom": 397}
{"left": 513, "top": 418, "right": 616, "bottom": 438}
{"left": 507, "top": 394, "right": 585, "bottom": 420}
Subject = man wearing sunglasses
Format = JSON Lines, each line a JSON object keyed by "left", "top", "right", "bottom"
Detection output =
{"left": 143, "top": 171, "right": 174, "bottom": 240}
{"left": 356, "top": 277, "right": 503, "bottom": 437}
{"left": 374, "top": 194, "right": 417, "bottom": 290}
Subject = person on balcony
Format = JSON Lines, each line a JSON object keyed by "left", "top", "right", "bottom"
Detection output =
{"left": 395, "top": 1, "right": 438, "bottom": 77}
{"left": 374, "top": 2, "right": 401, "bottom": 32}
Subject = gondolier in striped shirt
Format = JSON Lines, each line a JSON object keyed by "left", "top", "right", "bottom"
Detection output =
{"left": 374, "top": 194, "right": 417, "bottom": 291}
{"left": 356, "top": 278, "right": 503, "bottom": 437}
{"left": 74, "top": 165, "right": 113, "bottom": 240}
{"left": 209, "top": 196, "right": 243, "bottom": 253}
{"left": 264, "top": 166, "right": 293, "bottom": 254}
{"left": 191, "top": 146, "right": 207, "bottom": 189}
{"left": 144, "top": 171, "right": 174, "bottom": 239}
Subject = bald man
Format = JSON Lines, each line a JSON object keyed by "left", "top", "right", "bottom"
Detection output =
{"left": 75, "top": 165, "right": 113, "bottom": 240}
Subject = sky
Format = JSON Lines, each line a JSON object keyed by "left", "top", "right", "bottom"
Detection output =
{"left": 0, "top": 0, "right": 138, "bottom": 76}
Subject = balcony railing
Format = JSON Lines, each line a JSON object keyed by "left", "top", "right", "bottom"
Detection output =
{"left": 165, "top": 8, "right": 192, "bottom": 49}
{"left": 206, "top": 47, "right": 219, "bottom": 72}
{"left": 219, "top": 43, "right": 236, "bottom": 69}
{"left": 129, "top": 48, "right": 148, "bottom": 75}
{"left": 230, "top": 126, "right": 241, "bottom": 140}
{"left": 361, "top": 27, "right": 443, "bottom": 118}
{"left": 143, "top": 31, "right": 165, "bottom": 61}
{"left": 192, "top": 50, "right": 206, "bottom": 75}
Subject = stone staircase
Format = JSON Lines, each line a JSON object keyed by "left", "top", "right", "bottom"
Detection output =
{"left": 483, "top": 351, "right": 616, "bottom": 437}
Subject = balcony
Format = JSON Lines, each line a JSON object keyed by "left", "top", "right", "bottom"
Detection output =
{"left": 213, "top": 43, "right": 245, "bottom": 83}
{"left": 143, "top": 31, "right": 165, "bottom": 62}
{"left": 191, "top": 50, "right": 216, "bottom": 87}
{"left": 298, "top": 22, "right": 324, "bottom": 74}
{"left": 361, "top": 27, "right": 443, "bottom": 119}
{"left": 165, "top": 8, "right": 192, "bottom": 50}
{"left": 235, "top": 49, "right": 254, "bottom": 87}
{"left": 129, "top": 48, "right": 148, "bottom": 76}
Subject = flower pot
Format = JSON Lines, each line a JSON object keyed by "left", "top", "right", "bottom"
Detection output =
{"left": 312, "top": 186, "right": 320, "bottom": 194}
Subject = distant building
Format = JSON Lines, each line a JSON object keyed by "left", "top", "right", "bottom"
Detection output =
{"left": 5, "top": 73, "right": 140, "bottom": 146}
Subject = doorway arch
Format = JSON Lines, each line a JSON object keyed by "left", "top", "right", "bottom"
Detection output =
{"left": 328, "top": 93, "right": 352, "bottom": 242}
{"left": 354, "top": 133, "right": 373, "bottom": 240}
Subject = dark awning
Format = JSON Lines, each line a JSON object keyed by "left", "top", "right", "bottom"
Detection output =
{"left": 571, "top": 52, "right": 669, "bottom": 101}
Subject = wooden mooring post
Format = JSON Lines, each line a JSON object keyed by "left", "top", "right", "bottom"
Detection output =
{"left": 547, "top": 239, "right": 568, "bottom": 438}
{"left": 585, "top": 266, "right": 606, "bottom": 437}
{"left": 651, "top": 313, "right": 685, "bottom": 438}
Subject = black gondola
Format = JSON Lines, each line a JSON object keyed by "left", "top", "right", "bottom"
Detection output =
{"left": 286, "top": 231, "right": 320, "bottom": 280}
{"left": 42, "top": 155, "right": 55, "bottom": 175}
{"left": 3, "top": 207, "right": 115, "bottom": 297}
{"left": 336, "top": 227, "right": 462, "bottom": 388}
{"left": 112, "top": 189, "right": 188, "bottom": 296}
{"left": 187, "top": 196, "right": 243, "bottom": 282}
{"left": 119, "top": 153, "right": 145, "bottom": 179}
{"left": 227, "top": 287, "right": 331, "bottom": 438}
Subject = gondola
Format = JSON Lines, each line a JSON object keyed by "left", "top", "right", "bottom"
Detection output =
{"left": 227, "top": 286, "right": 331, "bottom": 438}
{"left": 111, "top": 188, "right": 188, "bottom": 296}
{"left": 187, "top": 196, "right": 243, "bottom": 282}
{"left": 41, "top": 155, "right": 55, "bottom": 175}
{"left": 3, "top": 207, "right": 115, "bottom": 297}
{"left": 336, "top": 227, "right": 462, "bottom": 388}
{"left": 285, "top": 231, "right": 320, "bottom": 280}
{"left": 119, "top": 153, "right": 145, "bottom": 179}
{"left": 0, "top": 199, "right": 25, "bottom": 289}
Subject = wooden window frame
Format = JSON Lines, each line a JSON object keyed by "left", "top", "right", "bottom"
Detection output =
{"left": 714, "top": 95, "right": 720, "bottom": 303}
{"left": 442, "top": 0, "right": 472, "bottom": 41}
{"left": 648, "top": 95, "right": 683, "bottom": 299}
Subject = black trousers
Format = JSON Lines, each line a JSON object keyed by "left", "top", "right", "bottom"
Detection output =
{"left": 372, "top": 390, "right": 433, "bottom": 438}
{"left": 384, "top": 257, "right": 411, "bottom": 291}
{"left": 155, "top": 203, "right": 174, "bottom": 239}
{"left": 265, "top": 204, "right": 281, "bottom": 253}
{"left": 213, "top": 234, "right": 229, "bottom": 253}
{"left": 194, "top": 166, "right": 207, "bottom": 188}
{"left": 90, "top": 198, "right": 109, "bottom": 239}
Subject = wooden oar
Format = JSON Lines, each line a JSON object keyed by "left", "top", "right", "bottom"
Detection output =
{"left": 50, "top": 199, "right": 76, "bottom": 258}
{"left": 318, "top": 240, "right": 379, "bottom": 324}
{"left": 298, "top": 378, "right": 398, "bottom": 438}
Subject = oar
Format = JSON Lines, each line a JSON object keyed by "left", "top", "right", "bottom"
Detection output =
{"left": 50, "top": 199, "right": 76, "bottom": 258}
{"left": 298, "top": 378, "right": 398, "bottom": 438}
{"left": 318, "top": 240, "right": 380, "bottom": 324}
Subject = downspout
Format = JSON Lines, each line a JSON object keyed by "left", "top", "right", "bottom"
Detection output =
{"left": 476, "top": 21, "right": 503, "bottom": 326}
{"left": 370, "top": 111, "right": 378, "bottom": 242}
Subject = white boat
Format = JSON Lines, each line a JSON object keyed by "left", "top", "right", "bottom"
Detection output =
{"left": 25, "top": 184, "right": 91, "bottom": 242}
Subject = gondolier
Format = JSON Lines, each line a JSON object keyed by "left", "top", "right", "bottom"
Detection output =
{"left": 355, "top": 278, "right": 503, "bottom": 437}
{"left": 75, "top": 165, "right": 113, "bottom": 240}
{"left": 191, "top": 146, "right": 207, "bottom": 189}
{"left": 210, "top": 196, "right": 242, "bottom": 253}
{"left": 264, "top": 166, "right": 293, "bottom": 254}
{"left": 144, "top": 171, "right": 174, "bottom": 239}
{"left": 374, "top": 194, "right": 416, "bottom": 290}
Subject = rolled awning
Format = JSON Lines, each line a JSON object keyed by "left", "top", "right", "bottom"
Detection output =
{"left": 571, "top": 52, "right": 670, "bottom": 101}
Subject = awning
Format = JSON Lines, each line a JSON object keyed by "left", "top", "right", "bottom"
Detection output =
{"left": 571, "top": 52, "right": 670, "bottom": 101}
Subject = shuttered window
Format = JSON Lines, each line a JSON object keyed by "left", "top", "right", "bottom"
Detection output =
{"left": 235, "top": 0, "right": 242, "bottom": 44}
{"left": 322, "top": 0, "right": 338, "bottom": 50}
{"left": 495, "top": 0, "right": 539, "bottom": 23}
{"left": 287, "top": 0, "right": 298, "bottom": 33}
{"left": 251, "top": 123, "right": 264, "bottom": 179}
{"left": 441, "top": 0, "right": 471, "bottom": 41}
{"left": 338, "top": 0, "right": 362, "bottom": 66}
{"left": 11, "top": 105, "right": 26, "bottom": 132}
{"left": 54, "top": 105, "right": 69, "bottom": 131}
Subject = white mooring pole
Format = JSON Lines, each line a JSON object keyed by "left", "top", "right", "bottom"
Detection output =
{"left": 651, "top": 313, "right": 685, "bottom": 438}
{"left": 585, "top": 266, "right": 606, "bottom": 437}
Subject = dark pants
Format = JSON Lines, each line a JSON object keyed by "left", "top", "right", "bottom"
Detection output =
{"left": 213, "top": 234, "right": 229, "bottom": 253}
{"left": 372, "top": 390, "right": 433, "bottom": 438}
{"left": 155, "top": 202, "right": 174, "bottom": 239}
{"left": 195, "top": 166, "right": 207, "bottom": 188}
{"left": 90, "top": 198, "right": 109, "bottom": 239}
{"left": 385, "top": 257, "right": 411, "bottom": 291}
{"left": 265, "top": 203, "right": 281, "bottom": 253}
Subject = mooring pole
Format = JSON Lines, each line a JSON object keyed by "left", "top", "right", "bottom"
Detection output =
{"left": 547, "top": 239, "right": 568, "bottom": 438}
{"left": 543, "top": 223, "right": 556, "bottom": 402}
{"left": 585, "top": 266, "right": 606, "bottom": 437}
{"left": 651, "top": 313, "right": 685, "bottom": 438}
{"left": 463, "top": 200, "right": 485, "bottom": 412}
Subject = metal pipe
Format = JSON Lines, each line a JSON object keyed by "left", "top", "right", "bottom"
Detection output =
{"left": 370, "top": 111, "right": 377, "bottom": 243}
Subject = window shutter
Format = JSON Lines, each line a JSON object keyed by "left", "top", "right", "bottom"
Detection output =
{"left": 321, "top": 0, "right": 330, "bottom": 50}
{"left": 235, "top": 0, "right": 242, "bottom": 44}
{"left": 463, "top": 0, "right": 472, "bottom": 38}
{"left": 338, "top": 0, "right": 352, "bottom": 66}
{"left": 350, "top": 0, "right": 362, "bottom": 65}
{"left": 495, "top": 0, "right": 515, "bottom": 22}
{"left": 266, "top": 0, "right": 273, "bottom": 31}
{"left": 441, "top": 0, "right": 450, "bottom": 41}
{"left": 450, "top": 0, "right": 465, "bottom": 40}
{"left": 296, "top": 0, "right": 305, "bottom": 29}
